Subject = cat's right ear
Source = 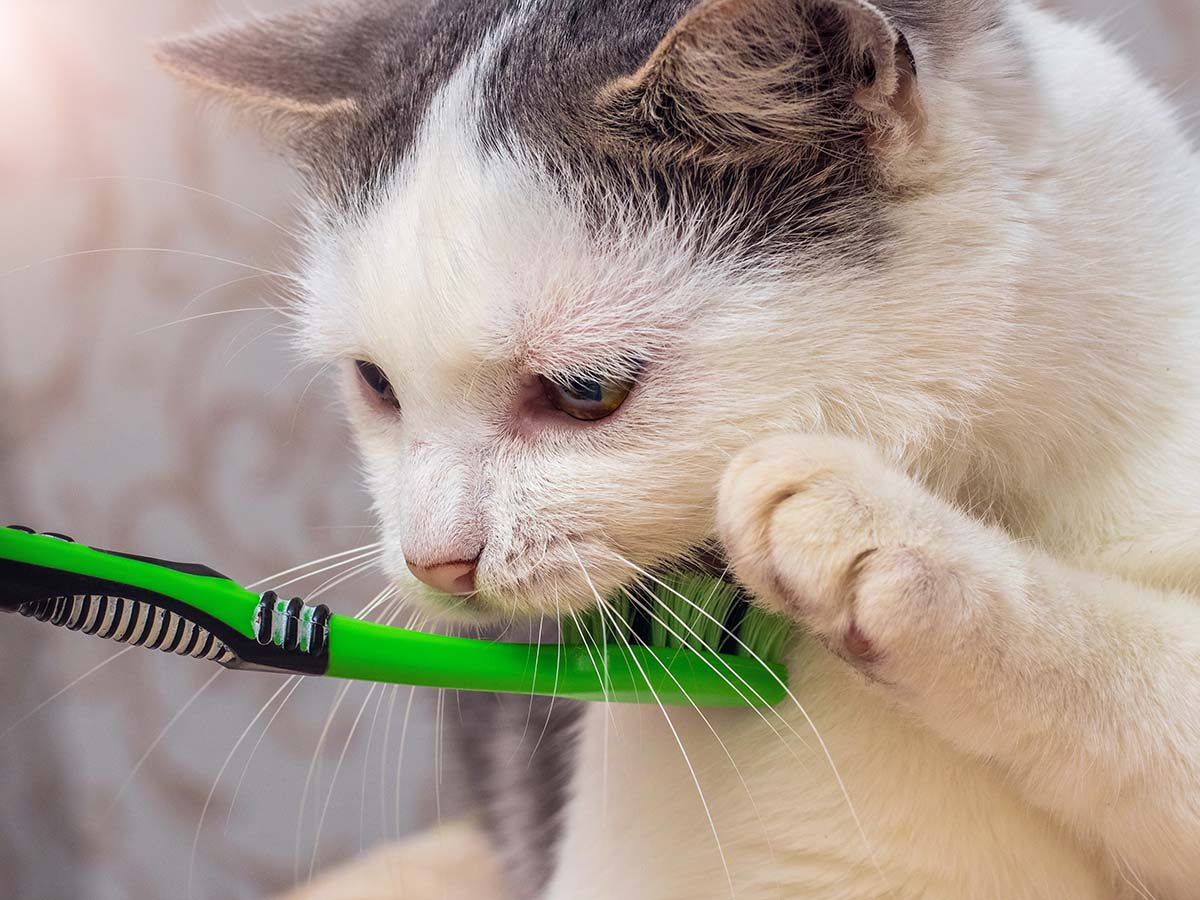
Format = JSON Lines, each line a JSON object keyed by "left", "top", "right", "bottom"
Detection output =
{"left": 154, "top": 9, "right": 369, "bottom": 154}
{"left": 598, "top": 0, "right": 924, "bottom": 169}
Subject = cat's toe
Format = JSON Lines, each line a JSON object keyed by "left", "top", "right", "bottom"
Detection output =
{"left": 829, "top": 544, "right": 961, "bottom": 679}
{"left": 716, "top": 433, "right": 889, "bottom": 616}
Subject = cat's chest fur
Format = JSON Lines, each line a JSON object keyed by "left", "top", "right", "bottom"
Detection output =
{"left": 544, "top": 638, "right": 1110, "bottom": 900}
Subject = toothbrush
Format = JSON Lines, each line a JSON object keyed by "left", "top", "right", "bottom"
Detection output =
{"left": 0, "top": 526, "right": 790, "bottom": 707}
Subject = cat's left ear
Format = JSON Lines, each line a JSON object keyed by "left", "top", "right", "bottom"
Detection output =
{"left": 154, "top": 8, "right": 371, "bottom": 155}
{"left": 599, "top": 0, "right": 924, "bottom": 167}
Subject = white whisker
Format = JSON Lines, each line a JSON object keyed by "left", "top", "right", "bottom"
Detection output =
{"left": 508, "top": 611, "right": 546, "bottom": 766}
{"left": 308, "top": 682, "right": 379, "bottom": 881}
{"left": 224, "top": 675, "right": 306, "bottom": 833}
{"left": 225, "top": 318, "right": 293, "bottom": 365}
{"left": 267, "top": 548, "right": 381, "bottom": 596}
{"left": 358, "top": 597, "right": 408, "bottom": 848}
{"left": 608, "top": 551, "right": 883, "bottom": 882}
{"left": 3, "top": 247, "right": 297, "bottom": 281}
{"left": 293, "top": 584, "right": 392, "bottom": 883}
{"left": 433, "top": 688, "right": 445, "bottom": 829}
{"left": 72, "top": 175, "right": 301, "bottom": 239}
{"left": 0, "top": 645, "right": 134, "bottom": 743}
{"left": 134, "top": 306, "right": 292, "bottom": 338}
{"left": 245, "top": 543, "right": 381, "bottom": 591}
{"left": 294, "top": 679, "right": 355, "bottom": 885}
{"left": 618, "top": 585, "right": 806, "bottom": 764}
{"left": 380, "top": 607, "right": 425, "bottom": 837}
{"left": 392, "top": 682, "right": 420, "bottom": 842}
{"left": 174, "top": 272, "right": 276, "bottom": 319}
{"left": 107, "top": 668, "right": 223, "bottom": 814}
{"left": 188, "top": 675, "right": 299, "bottom": 899}
{"left": 565, "top": 544, "right": 617, "bottom": 735}
{"left": 573, "top": 554, "right": 736, "bottom": 898}
{"left": 605, "top": 595, "right": 778, "bottom": 871}
{"left": 287, "top": 359, "right": 342, "bottom": 441}
{"left": 527, "top": 590, "right": 564, "bottom": 767}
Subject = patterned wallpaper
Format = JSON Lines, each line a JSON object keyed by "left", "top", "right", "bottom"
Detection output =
{"left": 0, "top": 2, "right": 440, "bottom": 898}
{"left": 0, "top": 1, "right": 1197, "bottom": 898}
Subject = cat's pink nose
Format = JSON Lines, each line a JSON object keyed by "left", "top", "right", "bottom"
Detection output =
{"left": 406, "top": 557, "right": 478, "bottom": 595}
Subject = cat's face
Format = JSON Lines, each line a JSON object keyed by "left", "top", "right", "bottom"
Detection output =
{"left": 160, "top": 0, "right": 1013, "bottom": 621}
{"left": 301, "top": 69, "right": 804, "bottom": 620}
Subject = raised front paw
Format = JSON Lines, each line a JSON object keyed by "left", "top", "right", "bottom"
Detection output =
{"left": 717, "top": 434, "right": 982, "bottom": 680}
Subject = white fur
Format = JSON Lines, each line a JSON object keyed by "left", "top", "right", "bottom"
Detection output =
{"left": 297, "top": 2, "right": 1200, "bottom": 896}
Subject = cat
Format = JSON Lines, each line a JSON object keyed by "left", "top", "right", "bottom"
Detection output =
{"left": 160, "top": 0, "right": 1200, "bottom": 897}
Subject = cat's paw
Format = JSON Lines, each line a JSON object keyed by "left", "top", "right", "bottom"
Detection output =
{"left": 717, "top": 434, "right": 985, "bottom": 681}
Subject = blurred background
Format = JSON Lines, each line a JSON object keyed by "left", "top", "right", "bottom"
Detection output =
{"left": 0, "top": 0, "right": 1197, "bottom": 898}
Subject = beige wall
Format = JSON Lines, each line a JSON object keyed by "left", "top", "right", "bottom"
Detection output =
{"left": 0, "top": 1, "right": 1197, "bottom": 898}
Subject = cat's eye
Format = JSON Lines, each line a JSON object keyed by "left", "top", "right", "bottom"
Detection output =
{"left": 355, "top": 360, "right": 399, "bottom": 409}
{"left": 540, "top": 368, "right": 639, "bottom": 421}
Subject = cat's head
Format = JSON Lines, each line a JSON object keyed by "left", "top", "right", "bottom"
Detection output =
{"left": 160, "top": 0, "right": 1024, "bottom": 622}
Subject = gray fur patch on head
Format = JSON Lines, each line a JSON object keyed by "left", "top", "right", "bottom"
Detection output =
{"left": 476, "top": 0, "right": 910, "bottom": 258}
{"left": 370, "top": 0, "right": 1003, "bottom": 258}
{"left": 321, "top": 0, "right": 518, "bottom": 205}
{"left": 161, "top": 0, "right": 1010, "bottom": 255}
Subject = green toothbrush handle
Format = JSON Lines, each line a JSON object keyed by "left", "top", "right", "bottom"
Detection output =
{"left": 327, "top": 615, "right": 787, "bottom": 706}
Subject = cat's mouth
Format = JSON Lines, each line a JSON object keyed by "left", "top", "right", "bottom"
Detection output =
{"left": 410, "top": 538, "right": 746, "bottom": 631}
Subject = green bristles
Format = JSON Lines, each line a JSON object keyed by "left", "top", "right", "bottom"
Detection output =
{"left": 735, "top": 604, "right": 793, "bottom": 663}
{"left": 560, "top": 572, "right": 793, "bottom": 665}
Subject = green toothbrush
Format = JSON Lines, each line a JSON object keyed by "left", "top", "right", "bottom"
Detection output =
{"left": 0, "top": 526, "right": 790, "bottom": 708}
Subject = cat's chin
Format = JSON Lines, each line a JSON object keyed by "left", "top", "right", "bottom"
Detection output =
{"left": 391, "top": 564, "right": 629, "bottom": 629}
{"left": 394, "top": 582, "right": 511, "bottom": 627}
{"left": 394, "top": 579, "right": 572, "bottom": 628}
{"left": 384, "top": 540, "right": 718, "bottom": 628}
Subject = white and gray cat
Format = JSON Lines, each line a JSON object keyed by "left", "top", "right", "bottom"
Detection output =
{"left": 161, "top": 0, "right": 1200, "bottom": 897}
